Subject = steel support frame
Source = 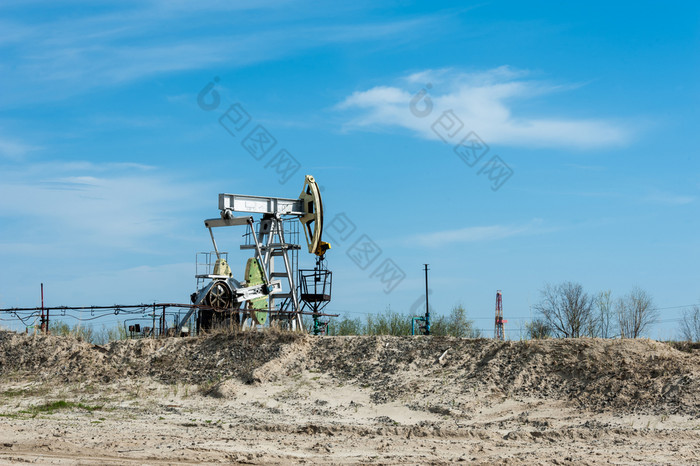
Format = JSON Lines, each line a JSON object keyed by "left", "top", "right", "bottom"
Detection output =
{"left": 253, "top": 214, "right": 302, "bottom": 330}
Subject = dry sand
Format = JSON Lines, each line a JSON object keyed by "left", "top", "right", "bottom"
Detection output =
{"left": 0, "top": 330, "right": 698, "bottom": 464}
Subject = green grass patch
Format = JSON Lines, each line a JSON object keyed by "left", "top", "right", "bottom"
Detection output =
{"left": 0, "top": 387, "right": 50, "bottom": 398}
{"left": 22, "top": 400, "right": 103, "bottom": 415}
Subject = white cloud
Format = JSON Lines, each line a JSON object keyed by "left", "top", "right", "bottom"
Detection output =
{"left": 0, "top": 262, "right": 195, "bottom": 312}
{"left": 338, "top": 67, "right": 633, "bottom": 150}
{"left": 0, "top": 161, "right": 205, "bottom": 253}
{"left": 643, "top": 190, "right": 696, "bottom": 206}
{"left": 0, "top": 160, "right": 214, "bottom": 308}
{"left": 48, "top": 262, "right": 195, "bottom": 306}
{"left": 573, "top": 187, "right": 697, "bottom": 206}
{"left": 0, "top": 136, "right": 40, "bottom": 160}
{"left": 408, "top": 219, "right": 545, "bottom": 248}
{"left": 0, "top": 4, "right": 438, "bottom": 103}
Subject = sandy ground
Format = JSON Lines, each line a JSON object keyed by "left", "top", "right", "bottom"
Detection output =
{"left": 0, "top": 331, "right": 698, "bottom": 464}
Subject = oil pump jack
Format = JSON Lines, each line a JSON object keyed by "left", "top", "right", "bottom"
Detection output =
{"left": 177, "top": 175, "right": 331, "bottom": 333}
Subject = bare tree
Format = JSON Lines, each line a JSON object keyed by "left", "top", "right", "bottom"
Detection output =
{"left": 679, "top": 305, "right": 700, "bottom": 342}
{"left": 595, "top": 290, "right": 614, "bottom": 338}
{"left": 616, "top": 287, "right": 656, "bottom": 338}
{"left": 431, "top": 305, "right": 481, "bottom": 338}
{"left": 534, "top": 282, "right": 594, "bottom": 338}
{"left": 526, "top": 318, "right": 552, "bottom": 339}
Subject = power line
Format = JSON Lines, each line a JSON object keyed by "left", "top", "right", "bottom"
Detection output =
{"left": 327, "top": 303, "right": 698, "bottom": 319}
{"left": 2, "top": 300, "right": 696, "bottom": 332}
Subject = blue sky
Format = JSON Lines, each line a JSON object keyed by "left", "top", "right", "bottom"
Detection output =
{"left": 0, "top": 1, "right": 698, "bottom": 338}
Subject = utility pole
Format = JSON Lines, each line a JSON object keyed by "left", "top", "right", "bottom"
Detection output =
{"left": 44, "top": 284, "right": 49, "bottom": 334}
{"left": 424, "top": 264, "right": 430, "bottom": 335}
{"left": 40, "top": 283, "right": 45, "bottom": 333}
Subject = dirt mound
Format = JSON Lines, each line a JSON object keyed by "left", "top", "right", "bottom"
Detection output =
{"left": 311, "top": 336, "right": 700, "bottom": 415}
{"left": 0, "top": 329, "right": 306, "bottom": 385}
{"left": 1, "top": 330, "right": 697, "bottom": 415}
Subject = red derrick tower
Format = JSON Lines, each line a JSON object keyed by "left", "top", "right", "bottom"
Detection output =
{"left": 494, "top": 290, "right": 507, "bottom": 340}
